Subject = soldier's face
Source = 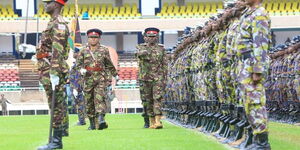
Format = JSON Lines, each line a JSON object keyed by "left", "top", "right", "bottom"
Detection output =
{"left": 44, "top": 2, "right": 57, "bottom": 14}
{"left": 145, "top": 36, "right": 158, "bottom": 44}
{"left": 148, "top": 36, "right": 158, "bottom": 44}
{"left": 88, "top": 37, "right": 100, "bottom": 46}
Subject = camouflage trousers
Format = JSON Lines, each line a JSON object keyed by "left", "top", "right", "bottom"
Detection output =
{"left": 40, "top": 70, "right": 68, "bottom": 129}
{"left": 139, "top": 80, "right": 164, "bottom": 117}
{"left": 62, "top": 96, "right": 69, "bottom": 134}
{"left": 237, "top": 60, "right": 268, "bottom": 135}
{"left": 84, "top": 79, "right": 107, "bottom": 118}
{"left": 74, "top": 90, "right": 86, "bottom": 122}
{"left": 239, "top": 82, "right": 268, "bottom": 135}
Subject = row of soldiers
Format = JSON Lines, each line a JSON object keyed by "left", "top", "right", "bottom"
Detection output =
{"left": 266, "top": 36, "right": 300, "bottom": 124}
{"left": 163, "top": 0, "right": 272, "bottom": 150}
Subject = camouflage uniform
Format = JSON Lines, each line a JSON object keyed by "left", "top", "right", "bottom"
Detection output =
{"left": 37, "top": 15, "right": 70, "bottom": 131}
{"left": 37, "top": 1, "right": 69, "bottom": 149}
{"left": 76, "top": 43, "right": 117, "bottom": 130}
{"left": 137, "top": 43, "right": 167, "bottom": 115}
{"left": 70, "top": 63, "right": 86, "bottom": 125}
{"left": 136, "top": 28, "right": 167, "bottom": 129}
{"left": 236, "top": 4, "right": 271, "bottom": 149}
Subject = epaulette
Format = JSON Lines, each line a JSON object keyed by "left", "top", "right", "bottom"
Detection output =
{"left": 100, "top": 44, "right": 109, "bottom": 51}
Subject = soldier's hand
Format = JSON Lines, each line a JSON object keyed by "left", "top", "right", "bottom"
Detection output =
{"left": 50, "top": 74, "right": 60, "bottom": 90}
{"left": 73, "top": 89, "right": 78, "bottom": 98}
{"left": 80, "top": 68, "right": 87, "bottom": 75}
{"left": 252, "top": 73, "right": 262, "bottom": 84}
{"left": 138, "top": 50, "right": 149, "bottom": 56}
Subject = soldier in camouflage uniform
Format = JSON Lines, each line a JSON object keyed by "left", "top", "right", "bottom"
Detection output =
{"left": 70, "top": 50, "right": 86, "bottom": 125}
{"left": 136, "top": 27, "right": 167, "bottom": 129}
{"left": 235, "top": 0, "right": 271, "bottom": 149}
{"left": 37, "top": 0, "right": 69, "bottom": 149}
{"left": 76, "top": 28, "right": 117, "bottom": 130}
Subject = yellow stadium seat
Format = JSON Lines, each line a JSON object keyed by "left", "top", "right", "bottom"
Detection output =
{"left": 217, "top": 2, "right": 223, "bottom": 9}
{"left": 204, "top": 3, "right": 212, "bottom": 15}
{"left": 179, "top": 6, "right": 186, "bottom": 15}
{"left": 198, "top": 3, "right": 205, "bottom": 16}
{"left": 278, "top": 2, "right": 286, "bottom": 15}
{"left": 211, "top": 3, "right": 217, "bottom": 14}
{"left": 100, "top": 4, "right": 107, "bottom": 15}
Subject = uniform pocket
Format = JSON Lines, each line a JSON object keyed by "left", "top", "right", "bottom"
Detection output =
{"left": 245, "top": 83, "right": 266, "bottom": 105}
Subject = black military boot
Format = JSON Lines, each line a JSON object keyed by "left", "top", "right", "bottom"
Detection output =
{"left": 37, "top": 128, "right": 63, "bottom": 150}
{"left": 245, "top": 132, "right": 271, "bottom": 150}
{"left": 88, "top": 117, "right": 96, "bottom": 130}
{"left": 144, "top": 117, "right": 150, "bottom": 128}
{"left": 77, "top": 118, "right": 86, "bottom": 126}
{"left": 62, "top": 123, "right": 69, "bottom": 137}
{"left": 98, "top": 114, "right": 108, "bottom": 130}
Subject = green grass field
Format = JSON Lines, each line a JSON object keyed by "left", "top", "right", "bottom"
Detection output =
{"left": 0, "top": 114, "right": 299, "bottom": 150}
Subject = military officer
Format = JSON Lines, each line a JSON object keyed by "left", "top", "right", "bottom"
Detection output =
{"left": 136, "top": 27, "right": 167, "bottom": 129}
{"left": 75, "top": 28, "right": 117, "bottom": 130}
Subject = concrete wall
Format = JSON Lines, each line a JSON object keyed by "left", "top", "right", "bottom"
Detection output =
{"left": 0, "top": 0, "right": 13, "bottom": 6}
{"left": 124, "top": 0, "right": 139, "bottom": 6}
{"left": 123, "top": 34, "right": 138, "bottom": 52}
{"left": 16, "top": 0, "right": 35, "bottom": 17}
{"left": 0, "top": 36, "right": 13, "bottom": 53}
{"left": 101, "top": 35, "right": 117, "bottom": 50}
{"left": 164, "top": 33, "right": 178, "bottom": 49}
{"left": 0, "top": 90, "right": 47, "bottom": 103}
{"left": 141, "top": 0, "right": 160, "bottom": 16}
{"left": 274, "top": 30, "right": 300, "bottom": 46}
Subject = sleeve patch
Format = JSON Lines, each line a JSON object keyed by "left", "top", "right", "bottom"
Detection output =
{"left": 58, "top": 24, "right": 66, "bottom": 31}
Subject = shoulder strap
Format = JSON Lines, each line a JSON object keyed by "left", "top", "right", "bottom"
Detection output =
{"left": 87, "top": 47, "right": 97, "bottom": 65}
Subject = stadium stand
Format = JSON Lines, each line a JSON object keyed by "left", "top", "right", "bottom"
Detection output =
{"left": 156, "top": 0, "right": 300, "bottom": 18}
{"left": 0, "top": 63, "right": 21, "bottom": 91}
{"left": 1, "top": 0, "right": 300, "bottom": 20}
{"left": 116, "top": 61, "right": 138, "bottom": 89}
{"left": 0, "top": 4, "right": 18, "bottom": 20}
{"left": 0, "top": 52, "right": 21, "bottom": 91}
{"left": 35, "top": 3, "right": 142, "bottom": 20}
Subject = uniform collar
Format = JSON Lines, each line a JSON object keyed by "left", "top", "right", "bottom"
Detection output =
{"left": 247, "top": 4, "right": 262, "bottom": 14}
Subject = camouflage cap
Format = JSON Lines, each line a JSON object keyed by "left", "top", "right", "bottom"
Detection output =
{"left": 42, "top": 0, "right": 68, "bottom": 5}
{"left": 291, "top": 36, "right": 300, "bottom": 44}
{"left": 275, "top": 44, "right": 285, "bottom": 51}
{"left": 284, "top": 42, "right": 291, "bottom": 48}
{"left": 224, "top": 0, "right": 237, "bottom": 9}
{"left": 87, "top": 28, "right": 102, "bottom": 38}
{"left": 269, "top": 47, "right": 275, "bottom": 54}
{"left": 144, "top": 27, "right": 160, "bottom": 37}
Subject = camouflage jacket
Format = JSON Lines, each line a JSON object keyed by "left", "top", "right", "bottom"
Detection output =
{"left": 69, "top": 64, "right": 82, "bottom": 91}
{"left": 37, "top": 15, "right": 70, "bottom": 75}
{"left": 236, "top": 4, "right": 271, "bottom": 74}
{"left": 76, "top": 44, "right": 117, "bottom": 83}
{"left": 136, "top": 43, "right": 167, "bottom": 82}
